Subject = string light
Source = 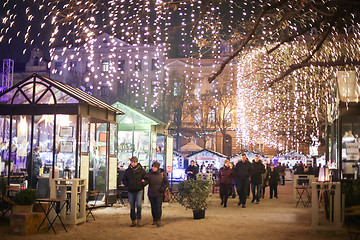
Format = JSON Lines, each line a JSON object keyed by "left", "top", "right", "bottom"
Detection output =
{"left": 1, "top": 0, "right": 359, "bottom": 153}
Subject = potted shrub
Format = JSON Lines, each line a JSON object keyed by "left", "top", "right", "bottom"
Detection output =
{"left": 175, "top": 175, "right": 212, "bottom": 219}
{"left": 12, "top": 188, "right": 37, "bottom": 213}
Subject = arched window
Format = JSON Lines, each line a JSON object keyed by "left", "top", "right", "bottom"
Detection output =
{"left": 34, "top": 57, "right": 39, "bottom": 66}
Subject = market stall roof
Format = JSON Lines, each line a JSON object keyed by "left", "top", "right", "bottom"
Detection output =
{"left": 112, "top": 101, "right": 167, "bottom": 132}
{"left": 180, "top": 141, "right": 203, "bottom": 152}
{"left": 274, "top": 150, "right": 310, "bottom": 161}
{"left": 187, "top": 149, "right": 227, "bottom": 159}
{"left": 173, "top": 151, "right": 186, "bottom": 157}
{"left": 112, "top": 101, "right": 165, "bottom": 125}
{"left": 0, "top": 73, "right": 123, "bottom": 118}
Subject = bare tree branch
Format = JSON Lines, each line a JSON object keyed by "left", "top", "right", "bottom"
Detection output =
{"left": 268, "top": 59, "right": 360, "bottom": 88}
{"left": 207, "top": 0, "right": 288, "bottom": 83}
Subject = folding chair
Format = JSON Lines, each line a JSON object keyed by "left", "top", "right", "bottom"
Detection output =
{"left": 86, "top": 190, "right": 99, "bottom": 221}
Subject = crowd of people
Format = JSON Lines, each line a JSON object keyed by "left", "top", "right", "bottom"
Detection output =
{"left": 185, "top": 154, "right": 288, "bottom": 208}
{"left": 120, "top": 154, "right": 319, "bottom": 227}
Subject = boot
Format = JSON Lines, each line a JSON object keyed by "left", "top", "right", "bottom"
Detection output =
{"left": 130, "top": 220, "right": 136, "bottom": 227}
{"left": 156, "top": 219, "right": 162, "bottom": 227}
{"left": 136, "top": 219, "right": 142, "bottom": 227}
{"left": 152, "top": 219, "right": 157, "bottom": 225}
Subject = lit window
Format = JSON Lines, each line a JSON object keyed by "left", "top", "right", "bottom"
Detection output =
{"left": 208, "top": 109, "right": 215, "bottom": 124}
{"left": 194, "top": 109, "right": 201, "bottom": 124}
{"left": 174, "top": 82, "right": 181, "bottom": 96}
{"left": 102, "top": 60, "right": 109, "bottom": 72}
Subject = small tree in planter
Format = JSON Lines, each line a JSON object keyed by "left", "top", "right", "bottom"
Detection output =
{"left": 175, "top": 175, "right": 212, "bottom": 219}
{"left": 12, "top": 188, "right": 37, "bottom": 213}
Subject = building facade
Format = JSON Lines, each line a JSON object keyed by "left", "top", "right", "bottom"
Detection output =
{"left": 49, "top": 33, "right": 166, "bottom": 118}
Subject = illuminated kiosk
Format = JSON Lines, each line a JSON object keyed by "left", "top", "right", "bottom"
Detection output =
{"left": 310, "top": 71, "right": 360, "bottom": 232}
{"left": 187, "top": 149, "right": 227, "bottom": 170}
{"left": 326, "top": 71, "right": 360, "bottom": 180}
{"left": 0, "top": 74, "right": 122, "bottom": 206}
{"left": 112, "top": 102, "right": 173, "bottom": 172}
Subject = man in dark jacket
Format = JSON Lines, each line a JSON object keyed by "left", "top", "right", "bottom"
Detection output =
{"left": 250, "top": 155, "right": 265, "bottom": 204}
{"left": 234, "top": 153, "right": 251, "bottom": 208}
{"left": 122, "top": 156, "right": 148, "bottom": 227}
{"left": 185, "top": 160, "right": 198, "bottom": 180}
{"left": 267, "top": 164, "right": 280, "bottom": 199}
{"left": 26, "top": 146, "right": 43, "bottom": 189}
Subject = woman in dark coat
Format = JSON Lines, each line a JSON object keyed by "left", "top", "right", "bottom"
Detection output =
{"left": 217, "top": 159, "right": 235, "bottom": 208}
{"left": 266, "top": 164, "right": 280, "bottom": 199}
{"left": 147, "top": 161, "right": 169, "bottom": 227}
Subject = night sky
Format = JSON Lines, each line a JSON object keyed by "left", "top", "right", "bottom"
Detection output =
{"left": 0, "top": 1, "right": 51, "bottom": 69}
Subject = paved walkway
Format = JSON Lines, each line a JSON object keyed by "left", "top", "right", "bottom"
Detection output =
{"left": 0, "top": 181, "right": 350, "bottom": 240}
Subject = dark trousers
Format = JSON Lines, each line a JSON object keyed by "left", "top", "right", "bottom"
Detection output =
{"left": 219, "top": 183, "right": 232, "bottom": 206}
{"left": 236, "top": 179, "right": 249, "bottom": 205}
{"left": 251, "top": 183, "right": 261, "bottom": 202}
{"left": 31, "top": 175, "right": 38, "bottom": 189}
{"left": 229, "top": 184, "right": 236, "bottom": 198}
{"left": 269, "top": 184, "right": 278, "bottom": 198}
{"left": 262, "top": 187, "right": 266, "bottom": 198}
{"left": 128, "top": 190, "right": 143, "bottom": 221}
{"left": 280, "top": 175, "right": 285, "bottom": 185}
{"left": 149, "top": 196, "right": 163, "bottom": 220}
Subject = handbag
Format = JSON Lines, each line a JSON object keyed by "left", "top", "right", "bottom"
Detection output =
{"left": 163, "top": 187, "right": 171, "bottom": 202}
{"left": 162, "top": 172, "right": 171, "bottom": 202}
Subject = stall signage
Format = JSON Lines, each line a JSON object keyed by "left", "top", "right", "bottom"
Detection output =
{"left": 346, "top": 142, "right": 359, "bottom": 161}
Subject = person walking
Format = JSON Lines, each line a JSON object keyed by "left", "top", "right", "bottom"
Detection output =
{"left": 250, "top": 155, "right": 265, "bottom": 204}
{"left": 185, "top": 160, "right": 199, "bottom": 180}
{"left": 229, "top": 162, "right": 237, "bottom": 198}
{"left": 261, "top": 164, "right": 270, "bottom": 199}
{"left": 234, "top": 153, "right": 251, "bottom": 208}
{"left": 217, "top": 159, "right": 235, "bottom": 208}
{"left": 267, "top": 164, "right": 280, "bottom": 199}
{"left": 278, "top": 163, "right": 286, "bottom": 185}
{"left": 122, "top": 156, "right": 148, "bottom": 227}
{"left": 147, "top": 161, "right": 169, "bottom": 227}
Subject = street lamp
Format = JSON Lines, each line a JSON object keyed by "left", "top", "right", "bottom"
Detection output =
{"left": 336, "top": 70, "right": 360, "bottom": 179}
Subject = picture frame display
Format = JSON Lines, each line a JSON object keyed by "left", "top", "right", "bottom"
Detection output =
{"left": 60, "top": 126, "right": 73, "bottom": 137}
{"left": 60, "top": 141, "right": 73, "bottom": 153}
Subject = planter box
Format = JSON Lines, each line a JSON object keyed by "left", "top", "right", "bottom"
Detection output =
{"left": 10, "top": 212, "right": 47, "bottom": 236}
{"left": 12, "top": 204, "right": 33, "bottom": 214}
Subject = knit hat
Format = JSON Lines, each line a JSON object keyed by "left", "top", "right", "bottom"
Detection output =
{"left": 152, "top": 161, "right": 160, "bottom": 169}
{"left": 130, "top": 156, "right": 138, "bottom": 162}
